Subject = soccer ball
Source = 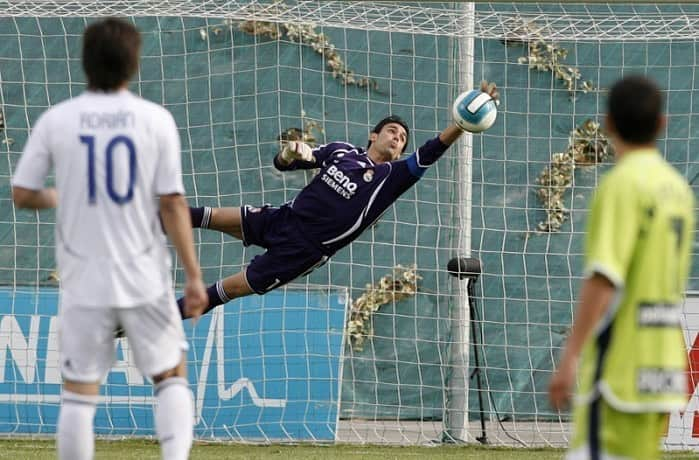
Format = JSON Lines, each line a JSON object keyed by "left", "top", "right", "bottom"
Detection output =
{"left": 452, "top": 89, "right": 498, "bottom": 133}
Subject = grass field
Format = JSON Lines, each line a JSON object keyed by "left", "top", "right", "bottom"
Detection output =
{"left": 0, "top": 440, "right": 696, "bottom": 459}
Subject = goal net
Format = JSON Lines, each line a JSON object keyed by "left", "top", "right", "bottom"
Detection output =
{"left": 0, "top": 1, "right": 698, "bottom": 449}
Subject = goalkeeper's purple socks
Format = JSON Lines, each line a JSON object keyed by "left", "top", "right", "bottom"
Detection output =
{"left": 190, "top": 206, "right": 212, "bottom": 228}
{"left": 177, "top": 280, "right": 231, "bottom": 319}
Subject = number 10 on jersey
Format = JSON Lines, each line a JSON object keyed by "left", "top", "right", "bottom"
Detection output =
{"left": 80, "top": 135, "right": 137, "bottom": 205}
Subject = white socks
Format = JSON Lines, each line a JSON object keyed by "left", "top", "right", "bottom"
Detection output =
{"left": 201, "top": 206, "right": 212, "bottom": 228}
{"left": 57, "top": 380, "right": 194, "bottom": 460}
{"left": 154, "top": 377, "right": 194, "bottom": 460}
{"left": 216, "top": 280, "right": 231, "bottom": 304}
{"left": 57, "top": 391, "right": 97, "bottom": 460}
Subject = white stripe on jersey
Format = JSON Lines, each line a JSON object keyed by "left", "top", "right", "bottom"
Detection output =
{"left": 415, "top": 146, "right": 429, "bottom": 169}
{"left": 322, "top": 163, "right": 392, "bottom": 246}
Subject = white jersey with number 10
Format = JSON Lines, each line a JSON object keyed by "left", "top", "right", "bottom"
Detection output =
{"left": 11, "top": 89, "right": 184, "bottom": 308}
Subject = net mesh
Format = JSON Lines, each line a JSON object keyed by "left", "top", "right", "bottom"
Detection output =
{"left": 0, "top": 1, "right": 697, "bottom": 449}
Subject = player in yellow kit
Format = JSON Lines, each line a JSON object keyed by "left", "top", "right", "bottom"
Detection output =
{"left": 549, "top": 75, "right": 694, "bottom": 459}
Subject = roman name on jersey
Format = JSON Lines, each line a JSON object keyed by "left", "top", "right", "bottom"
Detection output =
{"left": 80, "top": 110, "right": 135, "bottom": 129}
{"left": 638, "top": 302, "right": 682, "bottom": 327}
{"left": 637, "top": 368, "right": 686, "bottom": 394}
{"left": 321, "top": 164, "right": 358, "bottom": 199}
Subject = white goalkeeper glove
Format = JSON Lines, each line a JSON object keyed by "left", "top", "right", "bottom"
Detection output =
{"left": 280, "top": 141, "right": 313, "bottom": 164}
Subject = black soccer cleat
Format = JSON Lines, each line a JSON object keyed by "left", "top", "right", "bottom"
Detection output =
{"left": 114, "top": 325, "right": 125, "bottom": 339}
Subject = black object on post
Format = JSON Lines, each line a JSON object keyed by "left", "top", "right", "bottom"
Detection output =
{"left": 447, "top": 257, "right": 488, "bottom": 444}
{"left": 447, "top": 257, "right": 481, "bottom": 281}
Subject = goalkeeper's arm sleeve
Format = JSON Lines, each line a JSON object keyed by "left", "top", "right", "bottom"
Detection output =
{"left": 405, "top": 136, "right": 450, "bottom": 178}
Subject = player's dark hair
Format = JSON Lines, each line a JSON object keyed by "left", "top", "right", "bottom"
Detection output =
{"left": 607, "top": 75, "right": 663, "bottom": 144}
{"left": 82, "top": 18, "right": 141, "bottom": 91}
{"left": 367, "top": 115, "right": 410, "bottom": 153}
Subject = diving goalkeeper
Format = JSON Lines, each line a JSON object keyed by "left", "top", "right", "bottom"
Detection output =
{"left": 178, "top": 82, "right": 499, "bottom": 318}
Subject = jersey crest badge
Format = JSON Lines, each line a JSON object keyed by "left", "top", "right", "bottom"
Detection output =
{"left": 363, "top": 170, "right": 374, "bottom": 182}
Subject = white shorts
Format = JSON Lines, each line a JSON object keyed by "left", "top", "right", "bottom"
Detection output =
{"left": 58, "top": 293, "right": 188, "bottom": 383}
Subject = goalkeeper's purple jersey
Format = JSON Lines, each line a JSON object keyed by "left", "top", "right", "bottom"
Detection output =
{"left": 273, "top": 136, "right": 449, "bottom": 255}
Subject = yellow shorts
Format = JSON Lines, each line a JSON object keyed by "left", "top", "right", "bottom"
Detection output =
{"left": 567, "top": 396, "right": 668, "bottom": 460}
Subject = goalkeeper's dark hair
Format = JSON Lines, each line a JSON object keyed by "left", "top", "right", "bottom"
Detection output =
{"left": 607, "top": 75, "right": 663, "bottom": 144}
{"left": 82, "top": 18, "right": 141, "bottom": 91}
{"left": 367, "top": 115, "right": 410, "bottom": 153}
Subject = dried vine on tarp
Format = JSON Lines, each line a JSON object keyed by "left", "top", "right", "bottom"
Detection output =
{"left": 201, "top": 15, "right": 378, "bottom": 91}
{"left": 0, "top": 110, "right": 12, "bottom": 147}
{"left": 536, "top": 119, "right": 614, "bottom": 232}
{"left": 347, "top": 265, "right": 421, "bottom": 352}
{"left": 501, "top": 19, "right": 606, "bottom": 231}
{"left": 277, "top": 111, "right": 324, "bottom": 146}
{"left": 503, "top": 18, "right": 594, "bottom": 96}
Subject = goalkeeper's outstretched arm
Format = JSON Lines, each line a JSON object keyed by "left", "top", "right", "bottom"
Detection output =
{"left": 438, "top": 124, "right": 467, "bottom": 147}
{"left": 405, "top": 80, "right": 500, "bottom": 173}
{"left": 418, "top": 80, "right": 500, "bottom": 159}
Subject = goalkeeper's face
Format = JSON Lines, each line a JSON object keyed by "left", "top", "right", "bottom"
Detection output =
{"left": 368, "top": 123, "right": 408, "bottom": 163}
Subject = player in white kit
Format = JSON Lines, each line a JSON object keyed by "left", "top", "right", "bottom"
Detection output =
{"left": 11, "top": 18, "right": 207, "bottom": 460}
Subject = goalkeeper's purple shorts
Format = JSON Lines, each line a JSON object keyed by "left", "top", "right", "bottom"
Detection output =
{"left": 240, "top": 204, "right": 328, "bottom": 294}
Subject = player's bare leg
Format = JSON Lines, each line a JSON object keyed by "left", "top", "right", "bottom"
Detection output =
{"left": 188, "top": 206, "right": 243, "bottom": 240}
{"left": 178, "top": 270, "right": 254, "bottom": 319}
{"left": 207, "top": 207, "right": 243, "bottom": 239}
{"left": 219, "top": 271, "right": 254, "bottom": 299}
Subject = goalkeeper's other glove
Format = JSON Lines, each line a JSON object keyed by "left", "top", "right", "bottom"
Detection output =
{"left": 280, "top": 141, "right": 313, "bottom": 163}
